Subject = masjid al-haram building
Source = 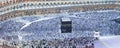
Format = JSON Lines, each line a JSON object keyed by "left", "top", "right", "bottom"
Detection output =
{"left": 0, "top": 0, "right": 120, "bottom": 48}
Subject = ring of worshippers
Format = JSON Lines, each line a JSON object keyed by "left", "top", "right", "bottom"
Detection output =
{"left": 0, "top": 0, "right": 120, "bottom": 48}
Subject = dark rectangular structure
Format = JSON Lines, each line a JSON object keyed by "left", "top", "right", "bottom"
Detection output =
{"left": 61, "top": 18, "right": 72, "bottom": 33}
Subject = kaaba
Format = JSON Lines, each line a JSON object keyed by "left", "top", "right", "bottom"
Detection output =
{"left": 61, "top": 17, "right": 72, "bottom": 33}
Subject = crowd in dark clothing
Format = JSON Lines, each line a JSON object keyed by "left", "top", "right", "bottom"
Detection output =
{"left": 3, "top": 37, "right": 95, "bottom": 48}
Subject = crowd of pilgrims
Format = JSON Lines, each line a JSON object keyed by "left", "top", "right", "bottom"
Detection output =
{"left": 0, "top": 11, "right": 120, "bottom": 37}
{"left": 2, "top": 37, "right": 95, "bottom": 48}
{"left": 0, "top": 10, "right": 120, "bottom": 48}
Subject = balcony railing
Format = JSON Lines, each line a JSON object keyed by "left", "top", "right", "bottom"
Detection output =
{"left": 0, "top": 1, "right": 118, "bottom": 15}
